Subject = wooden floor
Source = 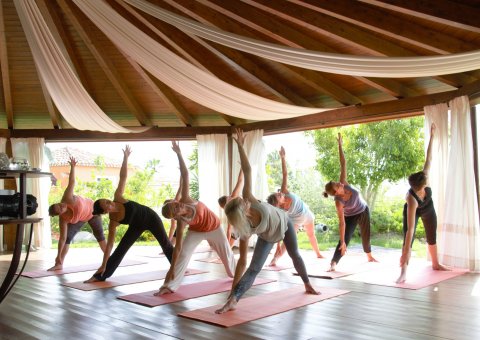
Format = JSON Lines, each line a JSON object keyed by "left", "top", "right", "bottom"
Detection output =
{"left": 0, "top": 245, "right": 479, "bottom": 340}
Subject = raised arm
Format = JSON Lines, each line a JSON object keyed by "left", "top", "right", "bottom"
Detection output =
{"left": 234, "top": 129, "right": 256, "bottom": 203}
{"left": 174, "top": 173, "right": 183, "bottom": 201}
{"left": 172, "top": 141, "right": 194, "bottom": 204}
{"left": 423, "top": 123, "right": 435, "bottom": 176}
{"left": 60, "top": 157, "right": 77, "bottom": 203}
{"left": 113, "top": 145, "right": 131, "bottom": 202}
{"left": 279, "top": 146, "right": 288, "bottom": 194}
{"left": 230, "top": 169, "right": 244, "bottom": 199}
{"left": 337, "top": 133, "right": 347, "bottom": 184}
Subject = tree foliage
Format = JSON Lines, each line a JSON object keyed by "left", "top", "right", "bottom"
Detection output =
{"left": 309, "top": 117, "right": 425, "bottom": 208}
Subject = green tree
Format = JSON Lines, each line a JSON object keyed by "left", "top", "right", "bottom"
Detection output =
{"left": 188, "top": 144, "right": 199, "bottom": 200}
{"left": 309, "top": 117, "right": 424, "bottom": 209}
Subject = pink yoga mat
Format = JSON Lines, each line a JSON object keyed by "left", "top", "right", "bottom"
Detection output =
{"left": 62, "top": 268, "right": 207, "bottom": 291}
{"left": 262, "top": 264, "right": 293, "bottom": 272}
{"left": 145, "top": 246, "right": 213, "bottom": 258}
{"left": 294, "top": 256, "right": 378, "bottom": 279}
{"left": 178, "top": 286, "right": 350, "bottom": 327}
{"left": 118, "top": 277, "right": 275, "bottom": 307}
{"left": 342, "top": 263, "right": 468, "bottom": 289}
{"left": 20, "top": 259, "right": 147, "bottom": 278}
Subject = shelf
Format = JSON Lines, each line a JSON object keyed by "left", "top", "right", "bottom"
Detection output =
{"left": 0, "top": 218, "right": 42, "bottom": 225}
{"left": 0, "top": 169, "right": 52, "bottom": 179}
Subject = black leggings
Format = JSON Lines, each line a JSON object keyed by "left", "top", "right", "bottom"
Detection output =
{"left": 332, "top": 207, "right": 371, "bottom": 264}
{"left": 402, "top": 202, "right": 437, "bottom": 246}
{"left": 95, "top": 214, "right": 173, "bottom": 280}
{"left": 66, "top": 215, "right": 104, "bottom": 244}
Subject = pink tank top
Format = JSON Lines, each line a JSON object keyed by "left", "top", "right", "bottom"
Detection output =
{"left": 188, "top": 201, "right": 219, "bottom": 232}
{"left": 64, "top": 196, "right": 93, "bottom": 224}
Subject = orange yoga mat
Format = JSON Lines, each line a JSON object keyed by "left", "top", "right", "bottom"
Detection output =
{"left": 118, "top": 277, "right": 275, "bottom": 307}
{"left": 62, "top": 268, "right": 207, "bottom": 291}
{"left": 178, "top": 285, "right": 350, "bottom": 327}
{"left": 342, "top": 262, "right": 469, "bottom": 289}
{"left": 20, "top": 259, "right": 147, "bottom": 278}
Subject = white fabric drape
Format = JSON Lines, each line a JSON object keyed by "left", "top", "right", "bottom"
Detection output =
{"left": 124, "top": 0, "right": 480, "bottom": 78}
{"left": 438, "top": 96, "right": 480, "bottom": 271}
{"left": 424, "top": 103, "right": 449, "bottom": 232}
{"left": 231, "top": 130, "right": 268, "bottom": 201}
{"left": 73, "top": 0, "right": 330, "bottom": 121}
{"left": 10, "top": 138, "right": 52, "bottom": 249}
{"left": 0, "top": 138, "right": 6, "bottom": 252}
{"left": 13, "top": 0, "right": 139, "bottom": 133}
{"left": 197, "top": 134, "right": 228, "bottom": 223}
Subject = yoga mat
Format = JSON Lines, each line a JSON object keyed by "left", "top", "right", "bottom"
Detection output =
{"left": 262, "top": 264, "right": 293, "bottom": 272}
{"left": 144, "top": 246, "right": 213, "bottom": 258}
{"left": 20, "top": 259, "right": 147, "bottom": 278}
{"left": 294, "top": 256, "right": 378, "bottom": 279}
{"left": 178, "top": 286, "right": 350, "bottom": 327}
{"left": 62, "top": 268, "right": 207, "bottom": 291}
{"left": 342, "top": 263, "right": 468, "bottom": 289}
{"left": 118, "top": 277, "right": 275, "bottom": 307}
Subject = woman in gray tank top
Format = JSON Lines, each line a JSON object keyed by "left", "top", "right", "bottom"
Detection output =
{"left": 216, "top": 129, "right": 319, "bottom": 314}
{"left": 323, "top": 133, "right": 377, "bottom": 271}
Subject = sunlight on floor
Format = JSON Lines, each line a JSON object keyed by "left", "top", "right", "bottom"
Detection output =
{"left": 471, "top": 277, "right": 480, "bottom": 296}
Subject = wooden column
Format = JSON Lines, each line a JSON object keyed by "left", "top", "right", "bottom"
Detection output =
{"left": 3, "top": 140, "right": 17, "bottom": 251}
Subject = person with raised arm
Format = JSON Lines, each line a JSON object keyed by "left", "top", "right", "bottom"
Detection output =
{"left": 267, "top": 146, "right": 323, "bottom": 266}
{"left": 84, "top": 146, "right": 173, "bottom": 282}
{"left": 48, "top": 156, "right": 106, "bottom": 270}
{"left": 165, "top": 175, "right": 183, "bottom": 247}
{"left": 218, "top": 169, "right": 244, "bottom": 247}
{"left": 323, "top": 133, "right": 377, "bottom": 271}
{"left": 396, "top": 123, "right": 448, "bottom": 283}
{"left": 216, "top": 129, "right": 318, "bottom": 314}
{"left": 155, "top": 141, "right": 235, "bottom": 295}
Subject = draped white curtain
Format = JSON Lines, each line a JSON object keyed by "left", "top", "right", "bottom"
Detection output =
{"left": 124, "top": 0, "right": 480, "bottom": 78}
{"left": 0, "top": 138, "right": 6, "bottom": 252}
{"left": 72, "top": 0, "right": 329, "bottom": 121}
{"left": 10, "top": 138, "right": 52, "bottom": 249}
{"left": 437, "top": 96, "right": 480, "bottom": 271}
{"left": 197, "top": 134, "right": 228, "bottom": 224}
{"left": 13, "top": 0, "right": 140, "bottom": 133}
{"left": 231, "top": 130, "right": 268, "bottom": 201}
{"left": 424, "top": 103, "right": 449, "bottom": 232}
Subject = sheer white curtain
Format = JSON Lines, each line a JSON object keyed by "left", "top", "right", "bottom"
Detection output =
{"left": 13, "top": 0, "right": 141, "bottom": 133}
{"left": 197, "top": 134, "right": 228, "bottom": 223}
{"left": 231, "top": 130, "right": 268, "bottom": 201}
{"left": 10, "top": 138, "right": 52, "bottom": 249}
{"left": 424, "top": 103, "right": 449, "bottom": 232}
{"left": 73, "top": 0, "right": 329, "bottom": 121}
{"left": 0, "top": 138, "right": 6, "bottom": 251}
{"left": 124, "top": 0, "right": 480, "bottom": 77}
{"left": 438, "top": 96, "right": 480, "bottom": 271}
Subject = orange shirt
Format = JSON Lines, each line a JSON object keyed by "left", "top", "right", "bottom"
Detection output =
{"left": 188, "top": 201, "right": 219, "bottom": 232}
{"left": 62, "top": 196, "right": 94, "bottom": 224}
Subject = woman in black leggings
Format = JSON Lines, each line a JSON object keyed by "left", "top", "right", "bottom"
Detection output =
{"left": 396, "top": 123, "right": 448, "bottom": 283}
{"left": 85, "top": 146, "right": 173, "bottom": 282}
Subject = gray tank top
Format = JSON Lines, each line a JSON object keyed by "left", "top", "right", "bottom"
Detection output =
{"left": 250, "top": 201, "right": 288, "bottom": 243}
{"left": 334, "top": 185, "right": 367, "bottom": 216}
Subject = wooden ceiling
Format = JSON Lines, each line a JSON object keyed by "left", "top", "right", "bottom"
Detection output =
{"left": 0, "top": 0, "right": 479, "bottom": 141}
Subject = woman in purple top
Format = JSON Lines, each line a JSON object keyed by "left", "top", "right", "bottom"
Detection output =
{"left": 323, "top": 133, "right": 377, "bottom": 271}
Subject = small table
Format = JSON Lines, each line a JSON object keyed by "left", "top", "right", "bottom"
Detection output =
{"left": 0, "top": 169, "right": 52, "bottom": 304}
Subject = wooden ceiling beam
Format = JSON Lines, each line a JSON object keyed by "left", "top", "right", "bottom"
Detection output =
{"left": 58, "top": 0, "right": 152, "bottom": 127}
{"left": 359, "top": 0, "right": 480, "bottom": 34}
{"left": 0, "top": 0, "right": 13, "bottom": 129}
{"left": 292, "top": 0, "right": 479, "bottom": 55}
{"left": 5, "top": 79, "right": 479, "bottom": 141}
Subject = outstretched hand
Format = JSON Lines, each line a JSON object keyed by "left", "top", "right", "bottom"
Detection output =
{"left": 233, "top": 128, "right": 245, "bottom": 146}
{"left": 171, "top": 140, "right": 181, "bottom": 154}
{"left": 337, "top": 132, "right": 343, "bottom": 146}
{"left": 123, "top": 145, "right": 132, "bottom": 158}
{"left": 68, "top": 156, "right": 77, "bottom": 167}
{"left": 279, "top": 146, "right": 285, "bottom": 158}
